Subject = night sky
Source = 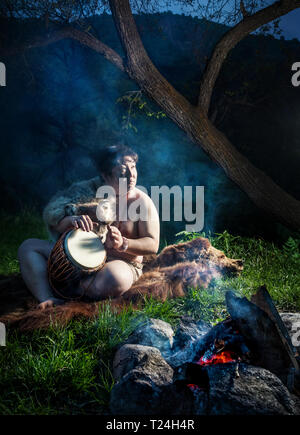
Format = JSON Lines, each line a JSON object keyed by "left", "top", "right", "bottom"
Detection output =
{"left": 165, "top": 3, "right": 300, "bottom": 41}
{"left": 280, "top": 8, "right": 300, "bottom": 40}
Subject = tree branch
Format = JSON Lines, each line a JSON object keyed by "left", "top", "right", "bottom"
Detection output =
{"left": 198, "top": 0, "right": 300, "bottom": 115}
{"left": 0, "top": 26, "right": 125, "bottom": 72}
{"left": 108, "top": 0, "right": 194, "bottom": 120}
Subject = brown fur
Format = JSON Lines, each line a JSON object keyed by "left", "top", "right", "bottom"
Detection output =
{"left": 0, "top": 238, "right": 243, "bottom": 330}
{"left": 149, "top": 237, "right": 243, "bottom": 276}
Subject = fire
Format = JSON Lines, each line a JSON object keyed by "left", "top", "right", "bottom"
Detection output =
{"left": 197, "top": 350, "right": 236, "bottom": 366}
{"left": 187, "top": 384, "right": 201, "bottom": 392}
{"left": 187, "top": 350, "right": 237, "bottom": 393}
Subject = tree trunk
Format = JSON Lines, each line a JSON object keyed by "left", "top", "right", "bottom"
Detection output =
{"left": 109, "top": 0, "right": 300, "bottom": 230}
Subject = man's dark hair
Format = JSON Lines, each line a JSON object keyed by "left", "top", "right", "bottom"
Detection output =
{"left": 92, "top": 144, "right": 138, "bottom": 178}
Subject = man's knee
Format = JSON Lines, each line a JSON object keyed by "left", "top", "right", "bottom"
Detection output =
{"left": 89, "top": 263, "right": 133, "bottom": 299}
{"left": 18, "top": 239, "right": 38, "bottom": 261}
{"left": 102, "top": 268, "right": 131, "bottom": 296}
{"left": 17, "top": 238, "right": 51, "bottom": 262}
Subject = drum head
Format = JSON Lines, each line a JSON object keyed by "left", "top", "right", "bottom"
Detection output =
{"left": 64, "top": 229, "right": 106, "bottom": 270}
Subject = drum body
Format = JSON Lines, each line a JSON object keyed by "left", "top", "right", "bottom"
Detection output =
{"left": 48, "top": 228, "right": 106, "bottom": 300}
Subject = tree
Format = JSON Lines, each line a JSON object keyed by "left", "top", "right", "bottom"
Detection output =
{"left": 1, "top": 0, "right": 300, "bottom": 229}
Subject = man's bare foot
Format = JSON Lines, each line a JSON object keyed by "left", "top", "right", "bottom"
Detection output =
{"left": 38, "top": 298, "right": 65, "bottom": 310}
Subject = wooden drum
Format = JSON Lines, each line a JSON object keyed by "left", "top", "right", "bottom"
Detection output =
{"left": 48, "top": 228, "right": 107, "bottom": 300}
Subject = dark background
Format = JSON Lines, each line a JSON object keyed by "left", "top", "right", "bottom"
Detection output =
{"left": 1, "top": 12, "right": 299, "bottom": 242}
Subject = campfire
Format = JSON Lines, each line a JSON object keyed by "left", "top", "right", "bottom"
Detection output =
{"left": 110, "top": 286, "right": 300, "bottom": 415}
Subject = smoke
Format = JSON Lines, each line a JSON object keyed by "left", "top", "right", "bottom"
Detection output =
{"left": 1, "top": 12, "right": 296, "bottom": 238}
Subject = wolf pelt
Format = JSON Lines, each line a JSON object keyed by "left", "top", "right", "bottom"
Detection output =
{"left": 0, "top": 237, "right": 243, "bottom": 330}
{"left": 43, "top": 176, "right": 103, "bottom": 241}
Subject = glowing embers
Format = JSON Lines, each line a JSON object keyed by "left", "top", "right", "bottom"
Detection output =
{"left": 183, "top": 322, "right": 250, "bottom": 393}
{"left": 187, "top": 383, "right": 202, "bottom": 392}
{"left": 198, "top": 350, "right": 237, "bottom": 366}
{"left": 196, "top": 333, "right": 244, "bottom": 366}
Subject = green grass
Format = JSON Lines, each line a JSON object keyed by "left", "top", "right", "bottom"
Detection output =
{"left": 0, "top": 211, "right": 299, "bottom": 414}
{"left": 175, "top": 229, "right": 300, "bottom": 312}
{"left": 0, "top": 304, "right": 145, "bottom": 414}
{"left": 0, "top": 208, "right": 48, "bottom": 275}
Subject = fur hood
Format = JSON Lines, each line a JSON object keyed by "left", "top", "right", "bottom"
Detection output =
{"left": 42, "top": 176, "right": 103, "bottom": 241}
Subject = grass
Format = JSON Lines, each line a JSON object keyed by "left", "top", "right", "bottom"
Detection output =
{"left": 0, "top": 210, "right": 299, "bottom": 414}
{"left": 0, "top": 208, "right": 48, "bottom": 276}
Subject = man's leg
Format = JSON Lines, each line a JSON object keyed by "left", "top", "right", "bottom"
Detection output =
{"left": 18, "top": 238, "right": 64, "bottom": 309}
{"left": 80, "top": 260, "right": 135, "bottom": 300}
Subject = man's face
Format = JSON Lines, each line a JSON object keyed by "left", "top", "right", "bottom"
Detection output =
{"left": 107, "top": 155, "right": 138, "bottom": 193}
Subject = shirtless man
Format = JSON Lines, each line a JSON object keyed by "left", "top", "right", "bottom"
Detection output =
{"left": 18, "top": 145, "right": 160, "bottom": 309}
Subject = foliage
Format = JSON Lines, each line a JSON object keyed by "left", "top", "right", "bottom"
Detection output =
{"left": 116, "top": 90, "right": 166, "bottom": 133}
{"left": 0, "top": 208, "right": 48, "bottom": 275}
{"left": 282, "top": 236, "right": 300, "bottom": 261}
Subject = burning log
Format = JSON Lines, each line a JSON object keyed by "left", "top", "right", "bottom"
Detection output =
{"left": 251, "top": 286, "right": 296, "bottom": 354}
{"left": 192, "top": 317, "right": 251, "bottom": 365}
{"left": 226, "top": 290, "right": 299, "bottom": 391}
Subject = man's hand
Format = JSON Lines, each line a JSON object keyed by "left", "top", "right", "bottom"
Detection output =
{"left": 105, "top": 225, "right": 123, "bottom": 250}
{"left": 71, "top": 215, "right": 94, "bottom": 232}
{"left": 54, "top": 214, "right": 94, "bottom": 234}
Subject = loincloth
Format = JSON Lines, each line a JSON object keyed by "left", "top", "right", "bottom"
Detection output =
{"left": 106, "top": 254, "right": 143, "bottom": 283}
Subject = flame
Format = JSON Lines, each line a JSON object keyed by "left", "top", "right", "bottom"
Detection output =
{"left": 187, "top": 351, "right": 236, "bottom": 392}
{"left": 187, "top": 383, "right": 201, "bottom": 392}
{"left": 197, "top": 350, "right": 236, "bottom": 366}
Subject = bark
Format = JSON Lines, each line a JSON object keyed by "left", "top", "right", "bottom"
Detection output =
{"left": 0, "top": 26, "right": 125, "bottom": 71}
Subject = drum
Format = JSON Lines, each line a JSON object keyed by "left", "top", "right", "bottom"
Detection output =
{"left": 48, "top": 228, "right": 107, "bottom": 300}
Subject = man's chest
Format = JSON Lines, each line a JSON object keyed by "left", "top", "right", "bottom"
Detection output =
{"left": 113, "top": 219, "right": 139, "bottom": 238}
{"left": 112, "top": 197, "right": 140, "bottom": 237}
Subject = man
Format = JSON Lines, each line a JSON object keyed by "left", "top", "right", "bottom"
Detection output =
{"left": 18, "top": 145, "right": 160, "bottom": 309}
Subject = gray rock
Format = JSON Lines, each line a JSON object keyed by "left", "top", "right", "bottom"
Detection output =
{"left": 124, "top": 318, "right": 174, "bottom": 355}
{"left": 192, "top": 389, "right": 210, "bottom": 415}
{"left": 110, "top": 350, "right": 175, "bottom": 414}
{"left": 113, "top": 344, "right": 162, "bottom": 382}
{"left": 173, "top": 317, "right": 211, "bottom": 350}
{"left": 166, "top": 317, "right": 211, "bottom": 367}
{"left": 280, "top": 312, "right": 300, "bottom": 352}
{"left": 205, "top": 363, "right": 297, "bottom": 415}
{"left": 110, "top": 315, "right": 300, "bottom": 415}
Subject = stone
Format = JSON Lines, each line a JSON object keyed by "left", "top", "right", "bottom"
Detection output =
{"left": 280, "top": 312, "right": 300, "bottom": 352}
{"left": 124, "top": 318, "right": 174, "bottom": 355}
{"left": 205, "top": 363, "right": 297, "bottom": 415}
{"left": 173, "top": 316, "right": 211, "bottom": 350}
{"left": 110, "top": 349, "right": 175, "bottom": 415}
{"left": 226, "top": 291, "right": 298, "bottom": 387}
{"left": 113, "top": 344, "right": 162, "bottom": 382}
{"left": 165, "top": 317, "right": 210, "bottom": 367}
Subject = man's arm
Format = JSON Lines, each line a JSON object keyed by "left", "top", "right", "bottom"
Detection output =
{"left": 107, "top": 196, "right": 160, "bottom": 255}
